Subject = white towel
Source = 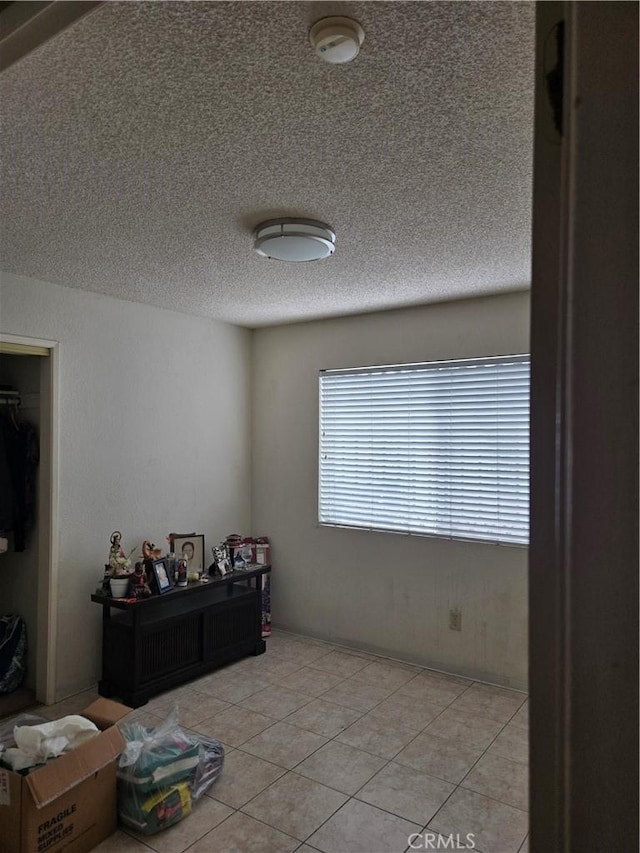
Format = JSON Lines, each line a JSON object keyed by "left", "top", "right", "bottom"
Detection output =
{"left": 14, "top": 714, "right": 99, "bottom": 762}
{"left": 3, "top": 747, "right": 44, "bottom": 772}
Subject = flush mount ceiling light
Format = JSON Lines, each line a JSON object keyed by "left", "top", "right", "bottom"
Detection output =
{"left": 253, "top": 219, "right": 336, "bottom": 262}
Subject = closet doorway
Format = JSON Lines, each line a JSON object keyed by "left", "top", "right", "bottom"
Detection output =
{"left": 0, "top": 334, "right": 58, "bottom": 709}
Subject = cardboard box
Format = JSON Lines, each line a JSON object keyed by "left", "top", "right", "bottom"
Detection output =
{"left": 0, "top": 697, "right": 131, "bottom": 853}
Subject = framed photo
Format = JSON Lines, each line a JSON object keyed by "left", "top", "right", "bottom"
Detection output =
{"left": 170, "top": 533, "right": 205, "bottom": 573}
{"left": 152, "top": 557, "right": 172, "bottom": 594}
{"left": 210, "top": 545, "right": 230, "bottom": 577}
{"left": 217, "top": 556, "right": 230, "bottom": 577}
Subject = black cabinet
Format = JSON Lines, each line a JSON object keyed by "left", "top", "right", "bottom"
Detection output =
{"left": 91, "top": 567, "right": 270, "bottom": 707}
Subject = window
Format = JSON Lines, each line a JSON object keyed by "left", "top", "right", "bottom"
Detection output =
{"left": 319, "top": 355, "right": 530, "bottom": 545}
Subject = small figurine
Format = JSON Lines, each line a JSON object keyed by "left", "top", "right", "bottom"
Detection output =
{"left": 176, "top": 557, "right": 188, "bottom": 587}
{"left": 107, "top": 530, "right": 135, "bottom": 577}
{"left": 129, "top": 562, "right": 152, "bottom": 598}
{"left": 142, "top": 540, "right": 163, "bottom": 561}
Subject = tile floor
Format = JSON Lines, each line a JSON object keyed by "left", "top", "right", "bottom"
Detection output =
{"left": 54, "top": 631, "right": 529, "bottom": 853}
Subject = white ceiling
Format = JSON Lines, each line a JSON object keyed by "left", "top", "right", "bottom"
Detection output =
{"left": 0, "top": 1, "right": 534, "bottom": 328}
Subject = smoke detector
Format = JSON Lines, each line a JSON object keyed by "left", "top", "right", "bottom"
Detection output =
{"left": 253, "top": 219, "right": 336, "bottom": 262}
{"left": 309, "top": 17, "right": 364, "bottom": 64}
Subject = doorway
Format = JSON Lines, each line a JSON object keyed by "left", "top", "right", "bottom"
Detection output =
{"left": 0, "top": 335, "right": 59, "bottom": 709}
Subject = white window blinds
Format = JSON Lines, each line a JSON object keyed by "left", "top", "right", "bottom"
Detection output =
{"left": 319, "top": 355, "right": 530, "bottom": 545}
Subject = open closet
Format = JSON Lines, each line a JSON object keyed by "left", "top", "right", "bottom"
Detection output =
{"left": 0, "top": 340, "right": 56, "bottom": 714}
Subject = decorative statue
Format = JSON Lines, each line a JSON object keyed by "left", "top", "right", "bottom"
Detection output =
{"left": 107, "top": 531, "right": 135, "bottom": 577}
{"left": 176, "top": 557, "right": 188, "bottom": 587}
{"left": 129, "top": 562, "right": 152, "bottom": 598}
{"left": 142, "top": 540, "right": 163, "bottom": 561}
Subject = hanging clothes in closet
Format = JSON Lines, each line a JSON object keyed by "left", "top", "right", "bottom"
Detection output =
{"left": 0, "top": 387, "right": 39, "bottom": 552}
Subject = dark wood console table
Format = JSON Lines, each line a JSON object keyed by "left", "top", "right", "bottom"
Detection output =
{"left": 91, "top": 566, "right": 270, "bottom": 707}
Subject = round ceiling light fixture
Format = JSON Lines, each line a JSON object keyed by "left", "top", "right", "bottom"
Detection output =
{"left": 309, "top": 16, "right": 365, "bottom": 64}
{"left": 253, "top": 219, "right": 336, "bottom": 262}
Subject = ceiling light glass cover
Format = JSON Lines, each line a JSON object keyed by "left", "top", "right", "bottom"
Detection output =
{"left": 254, "top": 219, "right": 336, "bottom": 262}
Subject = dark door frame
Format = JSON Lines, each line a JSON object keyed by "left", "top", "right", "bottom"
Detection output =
{"left": 530, "top": 3, "right": 638, "bottom": 850}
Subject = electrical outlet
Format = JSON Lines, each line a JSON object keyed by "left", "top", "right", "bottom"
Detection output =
{"left": 449, "top": 608, "right": 462, "bottom": 631}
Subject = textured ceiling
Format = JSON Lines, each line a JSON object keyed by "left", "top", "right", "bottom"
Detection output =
{"left": 0, "top": 1, "right": 534, "bottom": 328}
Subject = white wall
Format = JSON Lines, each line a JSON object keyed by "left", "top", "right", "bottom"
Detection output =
{"left": 252, "top": 291, "right": 530, "bottom": 689}
{"left": 0, "top": 273, "right": 252, "bottom": 700}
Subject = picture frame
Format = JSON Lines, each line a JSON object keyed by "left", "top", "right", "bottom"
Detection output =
{"left": 169, "top": 533, "right": 205, "bottom": 574}
{"left": 217, "top": 556, "right": 230, "bottom": 577}
{"left": 151, "top": 557, "right": 172, "bottom": 594}
{"left": 210, "top": 545, "right": 230, "bottom": 578}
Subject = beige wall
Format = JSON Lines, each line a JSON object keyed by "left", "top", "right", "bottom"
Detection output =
{"left": 0, "top": 274, "right": 530, "bottom": 696}
{"left": 0, "top": 272, "right": 252, "bottom": 700}
{"left": 252, "top": 291, "right": 530, "bottom": 689}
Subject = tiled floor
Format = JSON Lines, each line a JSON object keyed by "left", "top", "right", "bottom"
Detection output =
{"left": 71, "top": 631, "right": 528, "bottom": 853}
